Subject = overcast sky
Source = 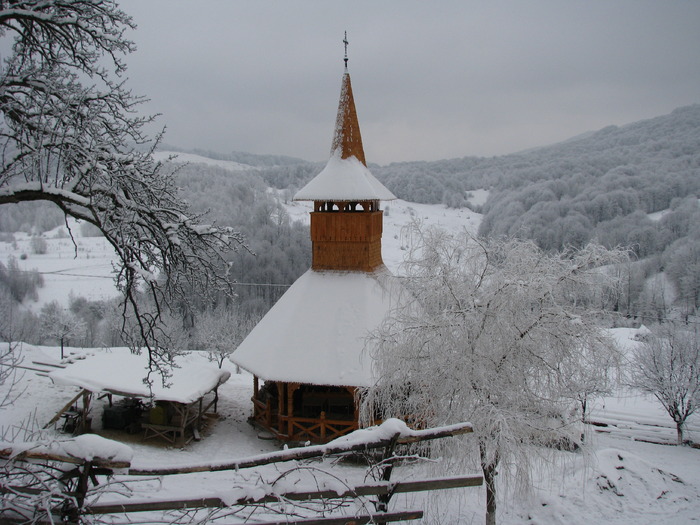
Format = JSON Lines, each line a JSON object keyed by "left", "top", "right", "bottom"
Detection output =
{"left": 118, "top": 1, "right": 700, "bottom": 165}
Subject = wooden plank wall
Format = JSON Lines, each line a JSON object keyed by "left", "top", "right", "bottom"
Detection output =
{"left": 310, "top": 211, "right": 384, "bottom": 271}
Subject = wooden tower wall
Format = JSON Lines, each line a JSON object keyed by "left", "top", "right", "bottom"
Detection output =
{"left": 310, "top": 207, "right": 384, "bottom": 272}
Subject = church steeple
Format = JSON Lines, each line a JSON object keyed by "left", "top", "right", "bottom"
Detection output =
{"left": 331, "top": 72, "right": 366, "bottom": 166}
{"left": 331, "top": 35, "right": 366, "bottom": 165}
{"left": 293, "top": 37, "right": 395, "bottom": 272}
{"left": 294, "top": 35, "right": 394, "bottom": 203}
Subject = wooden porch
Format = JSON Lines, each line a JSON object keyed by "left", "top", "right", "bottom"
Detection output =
{"left": 251, "top": 377, "right": 362, "bottom": 443}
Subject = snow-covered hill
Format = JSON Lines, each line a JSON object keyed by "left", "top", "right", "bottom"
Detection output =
{"left": 153, "top": 150, "right": 257, "bottom": 171}
{"left": 0, "top": 197, "right": 481, "bottom": 312}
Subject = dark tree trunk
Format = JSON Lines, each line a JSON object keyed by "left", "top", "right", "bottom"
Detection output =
{"left": 480, "top": 442, "right": 498, "bottom": 525}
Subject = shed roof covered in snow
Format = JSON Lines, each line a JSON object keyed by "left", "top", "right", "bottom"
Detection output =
{"left": 294, "top": 72, "right": 395, "bottom": 203}
{"left": 230, "top": 268, "right": 403, "bottom": 387}
{"left": 49, "top": 348, "right": 230, "bottom": 404}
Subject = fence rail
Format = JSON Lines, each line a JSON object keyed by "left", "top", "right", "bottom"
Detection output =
{"left": 1, "top": 421, "right": 479, "bottom": 524}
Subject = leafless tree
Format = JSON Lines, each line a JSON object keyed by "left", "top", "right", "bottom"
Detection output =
{"left": 628, "top": 323, "right": 700, "bottom": 444}
{"left": 40, "top": 300, "right": 85, "bottom": 359}
{"left": 194, "top": 305, "right": 256, "bottom": 369}
{"left": 0, "top": 1, "right": 244, "bottom": 371}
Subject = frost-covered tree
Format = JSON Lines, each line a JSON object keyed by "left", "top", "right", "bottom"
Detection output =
{"left": 0, "top": 1, "right": 243, "bottom": 368}
{"left": 40, "top": 301, "right": 84, "bottom": 359}
{"left": 628, "top": 324, "right": 700, "bottom": 445}
{"left": 194, "top": 305, "right": 256, "bottom": 369}
{"left": 363, "top": 225, "right": 625, "bottom": 525}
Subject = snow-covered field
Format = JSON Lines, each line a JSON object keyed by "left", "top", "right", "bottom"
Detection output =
{"left": 0, "top": 224, "right": 119, "bottom": 311}
{"left": 1, "top": 197, "right": 699, "bottom": 524}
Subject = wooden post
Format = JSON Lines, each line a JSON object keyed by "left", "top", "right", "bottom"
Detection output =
{"left": 276, "top": 382, "right": 285, "bottom": 436}
{"left": 60, "top": 460, "right": 94, "bottom": 524}
{"left": 79, "top": 390, "right": 92, "bottom": 434}
{"left": 320, "top": 411, "right": 326, "bottom": 442}
{"left": 180, "top": 404, "right": 189, "bottom": 447}
{"left": 350, "top": 386, "right": 359, "bottom": 428}
{"left": 376, "top": 432, "right": 401, "bottom": 525}
{"left": 286, "top": 383, "right": 296, "bottom": 440}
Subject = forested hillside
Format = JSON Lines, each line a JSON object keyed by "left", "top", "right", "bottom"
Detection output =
{"left": 0, "top": 158, "right": 313, "bottom": 322}
{"left": 373, "top": 104, "right": 700, "bottom": 255}
{"left": 169, "top": 161, "right": 312, "bottom": 314}
{"left": 373, "top": 104, "right": 700, "bottom": 321}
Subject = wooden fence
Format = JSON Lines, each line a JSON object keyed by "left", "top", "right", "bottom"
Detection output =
{"left": 1, "top": 421, "right": 480, "bottom": 524}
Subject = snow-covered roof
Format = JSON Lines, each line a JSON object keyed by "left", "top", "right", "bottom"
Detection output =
{"left": 49, "top": 348, "right": 231, "bottom": 404}
{"left": 294, "top": 152, "right": 396, "bottom": 202}
{"left": 294, "top": 71, "right": 395, "bottom": 202}
{"left": 231, "top": 268, "right": 403, "bottom": 387}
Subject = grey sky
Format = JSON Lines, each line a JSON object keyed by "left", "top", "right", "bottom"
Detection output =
{"left": 119, "top": 1, "right": 700, "bottom": 165}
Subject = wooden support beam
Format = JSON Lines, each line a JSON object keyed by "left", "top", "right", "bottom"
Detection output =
{"left": 79, "top": 390, "right": 92, "bottom": 433}
{"left": 236, "top": 510, "right": 424, "bottom": 525}
{"left": 0, "top": 448, "right": 130, "bottom": 469}
{"left": 32, "top": 360, "right": 66, "bottom": 369}
{"left": 276, "top": 381, "right": 285, "bottom": 436}
{"left": 287, "top": 382, "right": 295, "bottom": 437}
{"left": 43, "top": 389, "right": 88, "bottom": 429}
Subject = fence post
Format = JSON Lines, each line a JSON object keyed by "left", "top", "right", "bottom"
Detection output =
{"left": 60, "top": 460, "right": 94, "bottom": 524}
{"left": 376, "top": 432, "right": 401, "bottom": 524}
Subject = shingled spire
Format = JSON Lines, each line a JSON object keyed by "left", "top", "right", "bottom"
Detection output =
{"left": 331, "top": 72, "right": 366, "bottom": 166}
{"left": 294, "top": 35, "right": 394, "bottom": 203}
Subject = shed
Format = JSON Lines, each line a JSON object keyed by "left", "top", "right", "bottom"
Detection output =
{"left": 48, "top": 348, "right": 230, "bottom": 446}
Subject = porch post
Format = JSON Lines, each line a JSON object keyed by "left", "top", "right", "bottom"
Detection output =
{"left": 276, "top": 382, "right": 285, "bottom": 436}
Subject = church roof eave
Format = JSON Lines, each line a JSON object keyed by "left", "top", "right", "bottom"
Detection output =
{"left": 293, "top": 151, "right": 396, "bottom": 202}
{"left": 230, "top": 268, "right": 402, "bottom": 387}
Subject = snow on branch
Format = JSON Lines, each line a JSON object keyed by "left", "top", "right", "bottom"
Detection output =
{"left": 129, "top": 419, "right": 474, "bottom": 476}
{"left": 0, "top": 1, "right": 246, "bottom": 371}
{"left": 0, "top": 434, "right": 133, "bottom": 468}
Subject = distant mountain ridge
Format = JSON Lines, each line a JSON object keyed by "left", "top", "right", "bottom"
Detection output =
{"left": 372, "top": 103, "right": 700, "bottom": 209}
{"left": 158, "top": 144, "right": 309, "bottom": 169}
{"left": 158, "top": 103, "right": 700, "bottom": 259}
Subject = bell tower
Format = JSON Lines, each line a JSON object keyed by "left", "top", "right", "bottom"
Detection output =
{"left": 294, "top": 35, "right": 395, "bottom": 272}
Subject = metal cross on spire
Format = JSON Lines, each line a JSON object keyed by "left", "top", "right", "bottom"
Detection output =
{"left": 343, "top": 31, "right": 349, "bottom": 71}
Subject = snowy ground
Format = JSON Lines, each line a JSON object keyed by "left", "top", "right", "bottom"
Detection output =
{"left": 1, "top": 197, "right": 699, "bottom": 523}
{"left": 2, "top": 339, "right": 699, "bottom": 524}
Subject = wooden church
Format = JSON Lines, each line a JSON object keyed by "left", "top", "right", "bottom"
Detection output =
{"left": 231, "top": 52, "right": 400, "bottom": 443}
